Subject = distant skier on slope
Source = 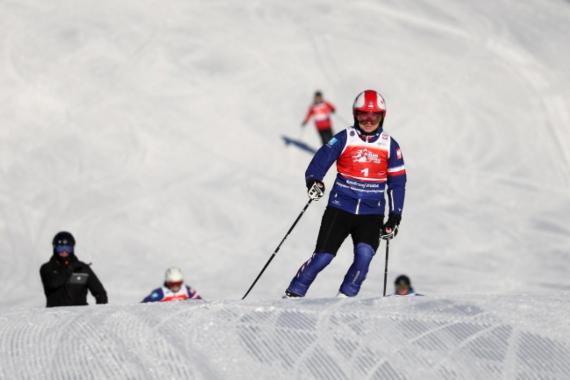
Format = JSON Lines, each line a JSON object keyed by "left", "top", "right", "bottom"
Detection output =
{"left": 142, "top": 267, "right": 202, "bottom": 303}
{"left": 40, "top": 231, "right": 108, "bottom": 307}
{"left": 391, "top": 275, "right": 423, "bottom": 296}
{"left": 285, "top": 89, "right": 407, "bottom": 298}
{"left": 301, "top": 90, "right": 336, "bottom": 145}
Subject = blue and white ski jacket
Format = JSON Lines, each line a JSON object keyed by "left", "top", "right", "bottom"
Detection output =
{"left": 306, "top": 127, "right": 406, "bottom": 216}
{"left": 142, "top": 284, "right": 202, "bottom": 303}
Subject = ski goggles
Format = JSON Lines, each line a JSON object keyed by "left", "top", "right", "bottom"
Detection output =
{"left": 356, "top": 111, "right": 384, "bottom": 124}
{"left": 55, "top": 244, "right": 74, "bottom": 254}
{"left": 166, "top": 281, "right": 183, "bottom": 288}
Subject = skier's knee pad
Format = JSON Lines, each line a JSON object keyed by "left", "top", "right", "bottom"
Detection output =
{"left": 353, "top": 243, "right": 375, "bottom": 268}
{"left": 339, "top": 243, "right": 376, "bottom": 297}
{"left": 287, "top": 252, "right": 334, "bottom": 296}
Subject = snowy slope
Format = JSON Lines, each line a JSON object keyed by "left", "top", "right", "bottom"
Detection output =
{"left": 0, "top": 0, "right": 569, "bottom": 378}
{"left": 2, "top": 295, "right": 570, "bottom": 380}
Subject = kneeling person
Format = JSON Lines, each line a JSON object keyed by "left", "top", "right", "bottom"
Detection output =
{"left": 142, "top": 267, "right": 202, "bottom": 303}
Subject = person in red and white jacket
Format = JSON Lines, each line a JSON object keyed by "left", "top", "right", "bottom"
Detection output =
{"left": 301, "top": 90, "right": 336, "bottom": 145}
{"left": 142, "top": 267, "right": 202, "bottom": 303}
{"left": 286, "top": 89, "right": 407, "bottom": 298}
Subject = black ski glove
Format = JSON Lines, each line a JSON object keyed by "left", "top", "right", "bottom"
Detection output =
{"left": 381, "top": 213, "right": 401, "bottom": 240}
{"left": 306, "top": 179, "right": 325, "bottom": 200}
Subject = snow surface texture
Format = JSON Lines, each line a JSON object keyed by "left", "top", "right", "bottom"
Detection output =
{"left": 1, "top": 296, "right": 570, "bottom": 379}
{"left": 0, "top": 0, "right": 569, "bottom": 378}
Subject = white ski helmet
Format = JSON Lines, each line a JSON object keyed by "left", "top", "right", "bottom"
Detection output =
{"left": 165, "top": 267, "right": 184, "bottom": 283}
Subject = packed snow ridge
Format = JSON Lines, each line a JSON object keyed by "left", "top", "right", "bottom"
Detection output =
{"left": 0, "top": 0, "right": 569, "bottom": 378}
{"left": 1, "top": 295, "right": 569, "bottom": 380}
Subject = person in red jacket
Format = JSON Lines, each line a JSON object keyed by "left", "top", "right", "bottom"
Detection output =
{"left": 302, "top": 91, "right": 336, "bottom": 145}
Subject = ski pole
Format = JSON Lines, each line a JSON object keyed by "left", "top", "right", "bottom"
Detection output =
{"left": 242, "top": 198, "right": 314, "bottom": 300}
{"left": 382, "top": 239, "right": 390, "bottom": 297}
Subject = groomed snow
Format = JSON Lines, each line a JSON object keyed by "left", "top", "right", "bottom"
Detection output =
{"left": 0, "top": 0, "right": 569, "bottom": 378}
{"left": 2, "top": 295, "right": 570, "bottom": 379}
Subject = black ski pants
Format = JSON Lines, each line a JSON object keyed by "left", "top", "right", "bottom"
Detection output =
{"left": 318, "top": 128, "right": 334, "bottom": 145}
{"left": 315, "top": 206, "right": 383, "bottom": 255}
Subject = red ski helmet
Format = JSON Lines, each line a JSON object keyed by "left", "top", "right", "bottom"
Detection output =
{"left": 352, "top": 89, "right": 386, "bottom": 116}
{"left": 353, "top": 90, "right": 387, "bottom": 132}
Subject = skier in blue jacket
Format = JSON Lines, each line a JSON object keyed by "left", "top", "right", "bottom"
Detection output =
{"left": 142, "top": 267, "right": 202, "bottom": 303}
{"left": 285, "top": 89, "right": 407, "bottom": 298}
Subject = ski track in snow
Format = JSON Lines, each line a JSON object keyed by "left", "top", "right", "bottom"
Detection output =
{"left": 1, "top": 296, "right": 570, "bottom": 379}
{"left": 0, "top": 0, "right": 569, "bottom": 378}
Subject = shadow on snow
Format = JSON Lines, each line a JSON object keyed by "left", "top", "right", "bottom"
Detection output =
{"left": 282, "top": 135, "right": 318, "bottom": 155}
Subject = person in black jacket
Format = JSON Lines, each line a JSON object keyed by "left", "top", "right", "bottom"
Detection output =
{"left": 40, "top": 231, "right": 108, "bottom": 307}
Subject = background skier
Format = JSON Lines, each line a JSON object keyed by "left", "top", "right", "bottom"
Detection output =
{"left": 286, "top": 89, "right": 407, "bottom": 298}
{"left": 392, "top": 275, "right": 421, "bottom": 296}
{"left": 301, "top": 90, "right": 336, "bottom": 145}
{"left": 142, "top": 267, "right": 202, "bottom": 303}
{"left": 39, "top": 231, "right": 108, "bottom": 307}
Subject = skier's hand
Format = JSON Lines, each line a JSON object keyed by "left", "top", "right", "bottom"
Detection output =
{"left": 301, "top": 121, "right": 307, "bottom": 127}
{"left": 307, "top": 180, "right": 325, "bottom": 201}
{"left": 381, "top": 213, "right": 401, "bottom": 240}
